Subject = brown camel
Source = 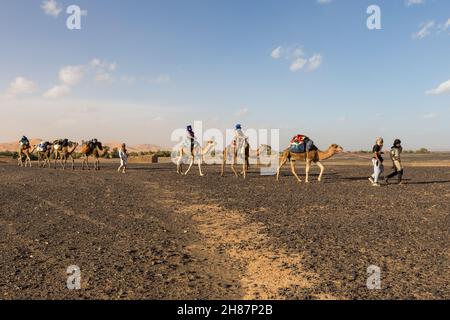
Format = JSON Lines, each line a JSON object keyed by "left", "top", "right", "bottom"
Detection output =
{"left": 252, "top": 144, "right": 272, "bottom": 167}
{"left": 54, "top": 141, "right": 79, "bottom": 170}
{"left": 35, "top": 142, "right": 54, "bottom": 168}
{"left": 18, "top": 143, "right": 36, "bottom": 167}
{"left": 176, "top": 140, "right": 216, "bottom": 176}
{"left": 80, "top": 141, "right": 109, "bottom": 170}
{"left": 221, "top": 139, "right": 250, "bottom": 179}
{"left": 276, "top": 144, "right": 343, "bottom": 183}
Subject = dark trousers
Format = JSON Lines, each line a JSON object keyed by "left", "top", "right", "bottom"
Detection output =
{"left": 386, "top": 168, "right": 403, "bottom": 183}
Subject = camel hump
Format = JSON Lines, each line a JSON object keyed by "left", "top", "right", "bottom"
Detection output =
{"left": 80, "top": 144, "right": 91, "bottom": 154}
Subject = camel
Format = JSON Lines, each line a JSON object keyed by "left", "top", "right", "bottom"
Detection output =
{"left": 220, "top": 139, "right": 250, "bottom": 178}
{"left": 79, "top": 141, "right": 109, "bottom": 170}
{"left": 176, "top": 140, "right": 216, "bottom": 176}
{"left": 254, "top": 144, "right": 272, "bottom": 166}
{"left": 276, "top": 144, "right": 343, "bottom": 183}
{"left": 54, "top": 141, "right": 79, "bottom": 170}
{"left": 35, "top": 142, "right": 54, "bottom": 168}
{"left": 17, "top": 143, "right": 36, "bottom": 167}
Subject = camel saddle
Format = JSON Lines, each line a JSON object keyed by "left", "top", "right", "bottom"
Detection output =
{"left": 290, "top": 135, "right": 314, "bottom": 153}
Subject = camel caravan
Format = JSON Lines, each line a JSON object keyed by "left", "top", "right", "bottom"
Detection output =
{"left": 18, "top": 136, "right": 109, "bottom": 171}
{"left": 174, "top": 125, "right": 343, "bottom": 182}
{"left": 16, "top": 125, "right": 347, "bottom": 184}
{"left": 16, "top": 126, "right": 345, "bottom": 183}
{"left": 15, "top": 125, "right": 405, "bottom": 187}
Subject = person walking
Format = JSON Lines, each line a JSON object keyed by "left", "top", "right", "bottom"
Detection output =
{"left": 369, "top": 137, "right": 384, "bottom": 187}
{"left": 117, "top": 143, "right": 128, "bottom": 173}
{"left": 385, "top": 139, "right": 404, "bottom": 185}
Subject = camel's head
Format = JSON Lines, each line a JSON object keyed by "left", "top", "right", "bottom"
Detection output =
{"left": 206, "top": 140, "right": 217, "bottom": 147}
{"left": 330, "top": 144, "right": 344, "bottom": 153}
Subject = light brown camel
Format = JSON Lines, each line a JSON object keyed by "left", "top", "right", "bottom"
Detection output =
{"left": 35, "top": 142, "right": 54, "bottom": 168}
{"left": 176, "top": 140, "right": 216, "bottom": 176}
{"left": 17, "top": 143, "right": 36, "bottom": 167}
{"left": 253, "top": 144, "right": 272, "bottom": 166}
{"left": 54, "top": 141, "right": 79, "bottom": 170}
{"left": 221, "top": 139, "right": 250, "bottom": 179}
{"left": 80, "top": 141, "right": 109, "bottom": 170}
{"left": 276, "top": 144, "right": 343, "bottom": 183}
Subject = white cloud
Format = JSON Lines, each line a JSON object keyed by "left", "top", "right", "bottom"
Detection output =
{"left": 155, "top": 74, "right": 170, "bottom": 84}
{"left": 59, "top": 65, "right": 84, "bottom": 86}
{"left": 90, "top": 59, "right": 102, "bottom": 67}
{"left": 233, "top": 108, "right": 249, "bottom": 117}
{"left": 442, "top": 18, "right": 450, "bottom": 31}
{"left": 317, "top": 0, "right": 332, "bottom": 4}
{"left": 272, "top": 45, "right": 322, "bottom": 73}
{"left": 290, "top": 58, "right": 307, "bottom": 72}
{"left": 108, "top": 63, "right": 117, "bottom": 71}
{"left": 423, "top": 112, "right": 437, "bottom": 119}
{"left": 89, "top": 59, "right": 117, "bottom": 72}
{"left": 153, "top": 116, "right": 163, "bottom": 121}
{"left": 4, "top": 77, "right": 37, "bottom": 98}
{"left": 308, "top": 54, "right": 323, "bottom": 71}
{"left": 412, "top": 21, "right": 435, "bottom": 39}
{"left": 405, "top": 0, "right": 425, "bottom": 7}
{"left": 43, "top": 85, "right": 70, "bottom": 99}
{"left": 95, "top": 73, "right": 114, "bottom": 85}
{"left": 426, "top": 80, "right": 450, "bottom": 95}
{"left": 41, "top": 0, "right": 62, "bottom": 17}
{"left": 271, "top": 46, "right": 282, "bottom": 59}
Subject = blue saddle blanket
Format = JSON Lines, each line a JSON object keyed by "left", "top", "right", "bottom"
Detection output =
{"left": 290, "top": 140, "right": 314, "bottom": 153}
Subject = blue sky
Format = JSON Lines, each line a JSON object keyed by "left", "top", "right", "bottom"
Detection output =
{"left": 0, "top": 0, "right": 449, "bottom": 150}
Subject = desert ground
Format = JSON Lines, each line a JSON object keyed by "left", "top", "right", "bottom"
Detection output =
{"left": 0, "top": 153, "right": 449, "bottom": 300}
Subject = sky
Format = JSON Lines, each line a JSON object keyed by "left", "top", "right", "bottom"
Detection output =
{"left": 0, "top": 0, "right": 449, "bottom": 150}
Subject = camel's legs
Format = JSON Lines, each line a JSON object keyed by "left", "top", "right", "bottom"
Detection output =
{"left": 18, "top": 153, "right": 24, "bottom": 167}
{"left": 316, "top": 161, "right": 325, "bottom": 182}
{"left": 276, "top": 156, "right": 289, "bottom": 181}
{"left": 290, "top": 160, "right": 302, "bottom": 182}
{"left": 220, "top": 151, "right": 226, "bottom": 177}
{"left": 24, "top": 153, "right": 31, "bottom": 167}
{"left": 70, "top": 155, "right": 75, "bottom": 170}
{"left": 176, "top": 150, "right": 184, "bottom": 174}
{"left": 305, "top": 159, "right": 312, "bottom": 183}
{"left": 53, "top": 152, "right": 59, "bottom": 169}
{"left": 82, "top": 155, "right": 90, "bottom": 170}
{"left": 61, "top": 155, "right": 66, "bottom": 170}
{"left": 230, "top": 154, "right": 238, "bottom": 177}
{"left": 184, "top": 156, "right": 194, "bottom": 175}
{"left": 177, "top": 159, "right": 183, "bottom": 174}
{"left": 198, "top": 159, "right": 204, "bottom": 176}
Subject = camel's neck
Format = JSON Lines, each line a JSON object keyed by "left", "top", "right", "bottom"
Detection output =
{"left": 98, "top": 147, "right": 107, "bottom": 156}
{"left": 317, "top": 147, "right": 336, "bottom": 161}
{"left": 202, "top": 144, "right": 214, "bottom": 155}
{"left": 68, "top": 145, "right": 77, "bottom": 154}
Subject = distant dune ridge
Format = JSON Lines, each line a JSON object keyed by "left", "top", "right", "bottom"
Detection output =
{"left": 0, "top": 139, "right": 166, "bottom": 152}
